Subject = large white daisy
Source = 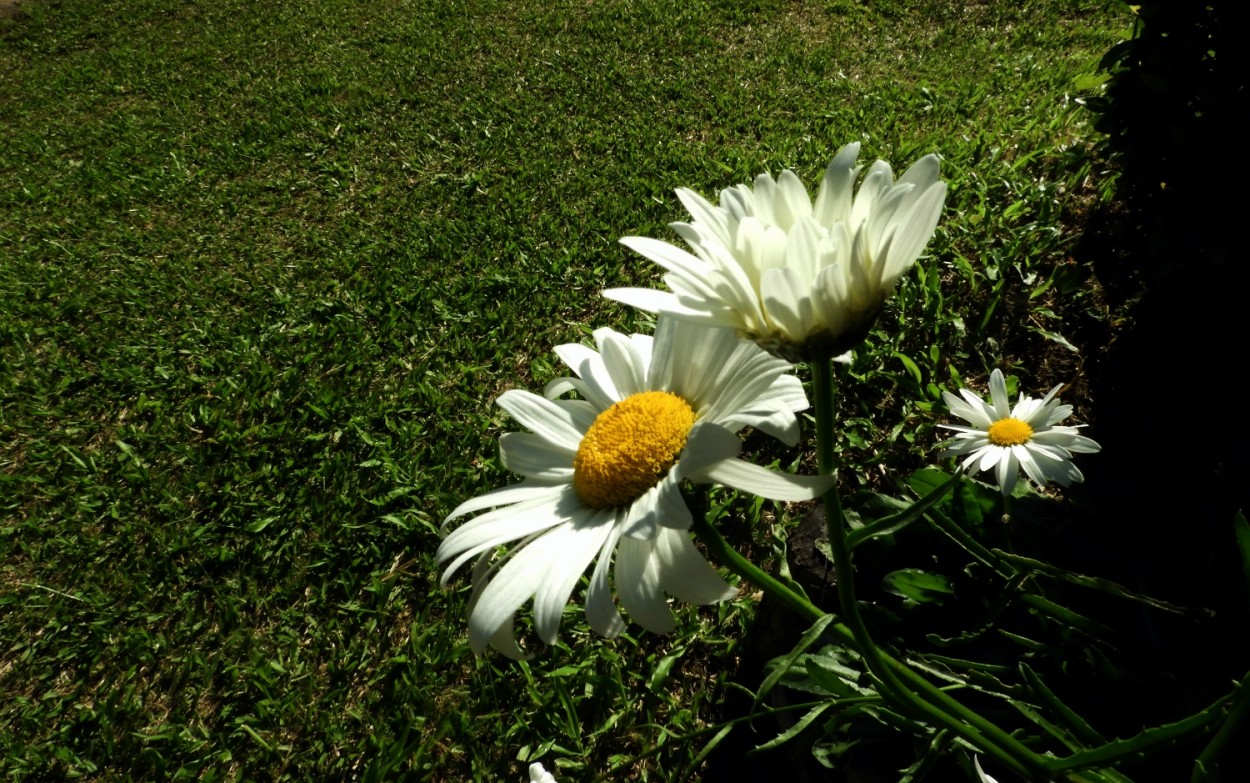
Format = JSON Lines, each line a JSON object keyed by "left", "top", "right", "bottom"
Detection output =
{"left": 939, "top": 369, "right": 1101, "bottom": 497}
{"left": 438, "top": 317, "right": 832, "bottom": 657}
{"left": 605, "top": 142, "right": 947, "bottom": 360}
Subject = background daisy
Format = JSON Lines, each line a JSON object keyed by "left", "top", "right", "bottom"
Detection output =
{"left": 940, "top": 369, "right": 1100, "bottom": 497}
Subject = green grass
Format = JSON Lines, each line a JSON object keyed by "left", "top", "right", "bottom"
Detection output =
{"left": 1, "top": 0, "right": 1130, "bottom": 779}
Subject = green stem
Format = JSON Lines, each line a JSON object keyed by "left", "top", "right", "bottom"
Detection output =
{"left": 810, "top": 358, "right": 1053, "bottom": 780}
{"left": 694, "top": 512, "right": 1049, "bottom": 778}
{"left": 1191, "top": 672, "right": 1250, "bottom": 782}
{"left": 692, "top": 513, "right": 826, "bottom": 627}
{"left": 1049, "top": 689, "right": 1230, "bottom": 773}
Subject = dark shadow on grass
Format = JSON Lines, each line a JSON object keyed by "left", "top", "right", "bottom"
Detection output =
{"left": 1069, "top": 2, "right": 1249, "bottom": 779}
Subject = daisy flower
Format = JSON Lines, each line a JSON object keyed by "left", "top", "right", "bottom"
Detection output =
{"left": 438, "top": 317, "right": 831, "bottom": 657}
{"left": 528, "top": 762, "right": 558, "bottom": 783}
{"left": 605, "top": 142, "right": 947, "bottom": 361}
{"left": 940, "top": 369, "right": 1100, "bottom": 497}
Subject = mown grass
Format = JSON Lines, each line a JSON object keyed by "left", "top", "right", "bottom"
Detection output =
{"left": 2, "top": 0, "right": 1130, "bottom": 780}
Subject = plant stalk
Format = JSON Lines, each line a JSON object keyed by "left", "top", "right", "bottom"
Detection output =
{"left": 810, "top": 357, "right": 1051, "bottom": 781}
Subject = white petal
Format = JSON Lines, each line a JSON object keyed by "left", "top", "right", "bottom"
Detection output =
{"left": 594, "top": 328, "right": 647, "bottom": 399}
{"left": 618, "top": 235, "right": 715, "bottom": 285}
{"left": 943, "top": 390, "right": 995, "bottom": 429}
{"left": 784, "top": 215, "right": 828, "bottom": 284}
{"left": 483, "top": 614, "right": 529, "bottom": 659}
{"left": 974, "top": 755, "right": 999, "bottom": 783}
{"left": 533, "top": 509, "right": 616, "bottom": 644}
{"left": 585, "top": 511, "right": 628, "bottom": 637}
{"left": 775, "top": 168, "right": 814, "bottom": 229}
{"left": 499, "top": 431, "right": 575, "bottom": 479}
{"left": 898, "top": 153, "right": 942, "bottom": 189}
{"left": 1033, "top": 429, "right": 1100, "bottom": 453}
{"left": 692, "top": 458, "right": 833, "bottom": 501}
{"left": 675, "top": 187, "right": 731, "bottom": 243}
{"left": 543, "top": 375, "right": 580, "bottom": 401}
{"left": 467, "top": 521, "right": 580, "bottom": 652}
{"left": 988, "top": 370, "right": 1011, "bottom": 419}
{"left": 497, "top": 390, "right": 584, "bottom": 451}
{"left": 529, "top": 762, "right": 559, "bottom": 783}
{"left": 676, "top": 423, "right": 743, "bottom": 477}
{"left": 438, "top": 490, "right": 577, "bottom": 582}
{"left": 1014, "top": 444, "right": 1049, "bottom": 487}
{"left": 699, "top": 344, "right": 795, "bottom": 426}
{"left": 603, "top": 286, "right": 681, "bottom": 315}
{"left": 648, "top": 317, "right": 735, "bottom": 404}
{"left": 978, "top": 445, "right": 1004, "bottom": 474}
{"left": 760, "top": 266, "right": 813, "bottom": 343}
{"left": 622, "top": 482, "right": 663, "bottom": 540}
{"left": 996, "top": 449, "right": 1019, "bottom": 496}
{"left": 730, "top": 404, "right": 801, "bottom": 447}
{"left": 443, "top": 480, "right": 566, "bottom": 525}
{"left": 958, "top": 387, "right": 1000, "bottom": 426}
{"left": 554, "top": 343, "right": 619, "bottom": 410}
{"left": 616, "top": 536, "right": 675, "bottom": 633}
{"left": 654, "top": 528, "right": 737, "bottom": 604}
{"left": 655, "top": 474, "right": 694, "bottom": 530}
{"left": 812, "top": 142, "right": 862, "bottom": 225}
{"left": 697, "top": 241, "right": 769, "bottom": 328}
{"left": 883, "top": 181, "right": 946, "bottom": 280}
{"left": 470, "top": 505, "right": 597, "bottom": 645}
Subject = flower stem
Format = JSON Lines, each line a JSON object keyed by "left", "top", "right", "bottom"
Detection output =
{"left": 810, "top": 357, "right": 1051, "bottom": 781}
{"left": 693, "top": 508, "right": 1050, "bottom": 780}
{"left": 691, "top": 513, "right": 825, "bottom": 627}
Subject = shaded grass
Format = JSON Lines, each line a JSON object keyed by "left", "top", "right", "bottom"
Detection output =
{"left": 1, "top": 0, "right": 1129, "bottom": 779}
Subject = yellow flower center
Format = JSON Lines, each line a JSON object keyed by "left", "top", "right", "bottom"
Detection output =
{"left": 987, "top": 417, "right": 1033, "bottom": 446}
{"left": 572, "top": 391, "right": 697, "bottom": 509}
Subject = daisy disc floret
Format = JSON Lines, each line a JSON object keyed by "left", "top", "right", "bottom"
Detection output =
{"left": 437, "top": 317, "right": 832, "bottom": 657}
{"left": 940, "top": 369, "right": 1101, "bottom": 497}
{"left": 605, "top": 142, "right": 947, "bottom": 361}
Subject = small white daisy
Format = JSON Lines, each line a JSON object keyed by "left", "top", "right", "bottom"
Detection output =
{"left": 605, "top": 142, "right": 947, "bottom": 360}
{"left": 940, "top": 369, "right": 1100, "bottom": 497}
{"left": 438, "top": 317, "right": 832, "bottom": 657}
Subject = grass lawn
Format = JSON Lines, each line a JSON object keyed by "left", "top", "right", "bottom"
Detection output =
{"left": 2, "top": 1, "right": 1135, "bottom": 780}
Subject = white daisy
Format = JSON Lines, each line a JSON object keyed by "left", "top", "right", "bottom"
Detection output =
{"left": 605, "top": 142, "right": 947, "bottom": 360}
{"left": 438, "top": 317, "right": 832, "bottom": 657}
{"left": 528, "top": 762, "right": 558, "bottom": 783}
{"left": 940, "top": 369, "right": 1101, "bottom": 497}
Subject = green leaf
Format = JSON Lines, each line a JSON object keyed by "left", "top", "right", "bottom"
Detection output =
{"left": 848, "top": 469, "right": 963, "bottom": 548}
{"left": 245, "top": 516, "right": 278, "bottom": 533}
{"left": 1024, "top": 324, "right": 1079, "bottom": 352}
{"left": 1235, "top": 510, "right": 1250, "bottom": 606}
{"left": 893, "top": 351, "right": 923, "bottom": 385}
{"left": 882, "top": 569, "right": 955, "bottom": 605}
{"left": 749, "top": 702, "right": 835, "bottom": 753}
{"left": 756, "top": 615, "right": 837, "bottom": 706}
{"left": 648, "top": 647, "right": 685, "bottom": 691}
{"left": 1019, "top": 662, "right": 1106, "bottom": 746}
{"left": 1052, "top": 690, "right": 1231, "bottom": 773}
{"left": 994, "top": 549, "right": 1208, "bottom": 620}
{"left": 1073, "top": 72, "right": 1110, "bottom": 90}
{"left": 800, "top": 647, "right": 874, "bottom": 698}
